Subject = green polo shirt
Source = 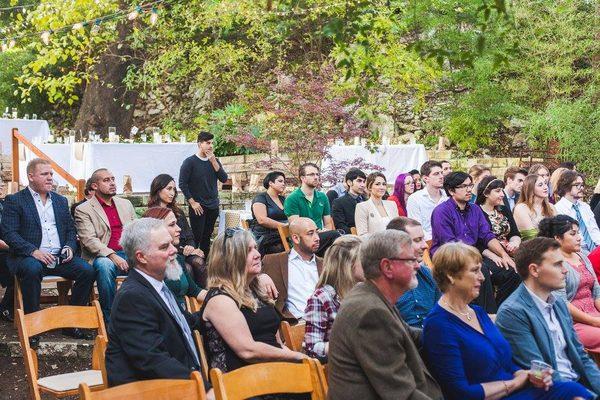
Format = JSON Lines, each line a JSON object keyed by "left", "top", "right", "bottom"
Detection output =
{"left": 284, "top": 187, "right": 330, "bottom": 229}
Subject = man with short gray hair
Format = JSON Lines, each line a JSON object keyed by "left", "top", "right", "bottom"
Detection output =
{"left": 327, "top": 230, "right": 442, "bottom": 400}
{"left": 106, "top": 218, "right": 212, "bottom": 397}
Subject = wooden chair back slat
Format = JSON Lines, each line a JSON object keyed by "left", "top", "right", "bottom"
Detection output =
{"left": 280, "top": 321, "right": 306, "bottom": 352}
{"left": 79, "top": 371, "right": 206, "bottom": 400}
{"left": 210, "top": 359, "right": 325, "bottom": 400}
{"left": 188, "top": 297, "right": 203, "bottom": 313}
{"left": 23, "top": 302, "right": 105, "bottom": 338}
{"left": 240, "top": 219, "right": 250, "bottom": 230}
{"left": 184, "top": 296, "right": 192, "bottom": 312}
{"left": 193, "top": 330, "right": 210, "bottom": 382}
{"left": 350, "top": 227, "right": 357, "bottom": 235}
{"left": 278, "top": 225, "right": 291, "bottom": 252}
{"left": 423, "top": 240, "right": 434, "bottom": 269}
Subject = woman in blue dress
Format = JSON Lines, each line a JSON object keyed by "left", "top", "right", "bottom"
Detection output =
{"left": 423, "top": 242, "right": 592, "bottom": 400}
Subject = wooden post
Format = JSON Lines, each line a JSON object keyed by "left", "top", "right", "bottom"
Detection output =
{"left": 76, "top": 179, "right": 86, "bottom": 201}
{"left": 11, "top": 128, "right": 19, "bottom": 185}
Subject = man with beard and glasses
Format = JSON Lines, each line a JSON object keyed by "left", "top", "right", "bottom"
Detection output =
{"left": 284, "top": 163, "right": 341, "bottom": 257}
{"left": 75, "top": 168, "right": 136, "bottom": 323}
{"left": 263, "top": 217, "right": 323, "bottom": 322}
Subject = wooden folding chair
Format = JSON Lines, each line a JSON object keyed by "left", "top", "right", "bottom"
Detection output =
{"left": 16, "top": 300, "right": 108, "bottom": 400}
{"left": 423, "top": 240, "right": 434, "bottom": 269}
{"left": 14, "top": 276, "right": 72, "bottom": 327}
{"left": 188, "top": 296, "right": 203, "bottom": 313}
{"left": 278, "top": 224, "right": 291, "bottom": 252}
{"left": 79, "top": 371, "right": 207, "bottom": 400}
{"left": 193, "top": 330, "right": 210, "bottom": 382}
{"left": 280, "top": 320, "right": 306, "bottom": 352}
{"left": 350, "top": 227, "right": 357, "bottom": 235}
{"left": 210, "top": 358, "right": 326, "bottom": 400}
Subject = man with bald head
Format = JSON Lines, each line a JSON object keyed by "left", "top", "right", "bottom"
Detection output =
{"left": 262, "top": 217, "right": 323, "bottom": 322}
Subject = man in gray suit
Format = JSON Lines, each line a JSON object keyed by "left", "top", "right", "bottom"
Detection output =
{"left": 496, "top": 237, "right": 600, "bottom": 396}
{"left": 327, "top": 230, "right": 442, "bottom": 400}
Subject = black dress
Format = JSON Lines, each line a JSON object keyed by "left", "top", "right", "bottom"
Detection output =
{"left": 199, "top": 288, "right": 282, "bottom": 372}
{"left": 251, "top": 192, "right": 287, "bottom": 255}
{"left": 177, "top": 212, "right": 207, "bottom": 287}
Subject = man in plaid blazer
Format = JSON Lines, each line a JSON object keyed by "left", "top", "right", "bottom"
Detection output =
{"left": 0, "top": 159, "right": 95, "bottom": 338}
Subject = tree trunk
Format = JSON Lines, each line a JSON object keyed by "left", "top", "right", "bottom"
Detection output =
{"left": 73, "top": 6, "right": 139, "bottom": 138}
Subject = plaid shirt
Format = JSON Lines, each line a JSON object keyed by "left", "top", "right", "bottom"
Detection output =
{"left": 304, "top": 284, "right": 340, "bottom": 358}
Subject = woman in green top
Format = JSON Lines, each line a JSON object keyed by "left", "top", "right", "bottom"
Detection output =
{"left": 142, "top": 207, "right": 207, "bottom": 309}
{"left": 513, "top": 174, "right": 556, "bottom": 240}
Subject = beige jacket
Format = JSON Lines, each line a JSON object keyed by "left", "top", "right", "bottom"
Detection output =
{"left": 74, "top": 196, "right": 136, "bottom": 263}
{"left": 355, "top": 199, "right": 399, "bottom": 236}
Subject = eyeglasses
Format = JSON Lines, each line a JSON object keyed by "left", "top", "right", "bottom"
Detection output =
{"left": 387, "top": 257, "right": 419, "bottom": 266}
{"left": 455, "top": 184, "right": 475, "bottom": 190}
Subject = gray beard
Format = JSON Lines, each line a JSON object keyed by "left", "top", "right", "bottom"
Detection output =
{"left": 164, "top": 257, "right": 183, "bottom": 281}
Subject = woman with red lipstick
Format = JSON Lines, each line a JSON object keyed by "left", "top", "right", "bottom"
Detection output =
{"left": 513, "top": 174, "right": 556, "bottom": 240}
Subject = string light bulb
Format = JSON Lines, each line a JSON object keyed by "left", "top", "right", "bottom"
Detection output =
{"left": 91, "top": 20, "right": 101, "bottom": 34}
{"left": 149, "top": 7, "right": 159, "bottom": 25}
{"left": 41, "top": 30, "right": 51, "bottom": 45}
{"left": 128, "top": 6, "right": 141, "bottom": 20}
{"left": 8, "top": 39, "right": 15, "bottom": 49}
{"left": 72, "top": 22, "right": 83, "bottom": 30}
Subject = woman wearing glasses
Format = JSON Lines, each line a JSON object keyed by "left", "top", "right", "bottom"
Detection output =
{"left": 538, "top": 215, "right": 600, "bottom": 353}
{"left": 513, "top": 174, "right": 556, "bottom": 240}
{"left": 423, "top": 242, "right": 591, "bottom": 400}
{"left": 386, "top": 173, "right": 415, "bottom": 217}
{"left": 199, "top": 228, "right": 306, "bottom": 373}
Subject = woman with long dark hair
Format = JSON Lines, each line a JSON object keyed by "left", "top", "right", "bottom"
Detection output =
{"left": 148, "top": 174, "right": 207, "bottom": 286}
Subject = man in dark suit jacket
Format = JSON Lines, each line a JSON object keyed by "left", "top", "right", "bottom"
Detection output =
{"left": 332, "top": 168, "right": 367, "bottom": 234}
{"left": 503, "top": 166, "right": 527, "bottom": 212}
{"left": 262, "top": 217, "right": 323, "bottom": 321}
{"left": 106, "top": 218, "right": 212, "bottom": 397}
{"left": 0, "top": 159, "right": 95, "bottom": 323}
{"left": 327, "top": 229, "right": 442, "bottom": 400}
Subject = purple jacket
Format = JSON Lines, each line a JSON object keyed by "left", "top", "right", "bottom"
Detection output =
{"left": 430, "top": 198, "right": 496, "bottom": 255}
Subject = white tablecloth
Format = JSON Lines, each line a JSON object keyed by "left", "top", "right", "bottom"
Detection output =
{"left": 19, "top": 143, "right": 199, "bottom": 193}
{"left": 0, "top": 119, "right": 50, "bottom": 155}
{"left": 323, "top": 144, "right": 429, "bottom": 182}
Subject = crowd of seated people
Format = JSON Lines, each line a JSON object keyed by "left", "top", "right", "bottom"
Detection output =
{"left": 3, "top": 141, "right": 600, "bottom": 400}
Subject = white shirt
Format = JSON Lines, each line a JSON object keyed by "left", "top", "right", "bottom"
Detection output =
{"left": 524, "top": 285, "right": 579, "bottom": 380}
{"left": 286, "top": 249, "right": 319, "bottom": 319}
{"left": 406, "top": 187, "right": 448, "bottom": 241}
{"left": 136, "top": 268, "right": 171, "bottom": 306}
{"left": 28, "top": 186, "right": 61, "bottom": 254}
{"left": 555, "top": 197, "right": 600, "bottom": 249}
{"left": 504, "top": 189, "right": 517, "bottom": 211}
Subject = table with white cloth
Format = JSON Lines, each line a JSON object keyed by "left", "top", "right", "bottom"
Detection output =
{"left": 19, "top": 142, "right": 199, "bottom": 193}
{"left": 322, "top": 144, "right": 429, "bottom": 182}
{"left": 0, "top": 119, "right": 51, "bottom": 155}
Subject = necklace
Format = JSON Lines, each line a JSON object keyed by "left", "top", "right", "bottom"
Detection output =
{"left": 442, "top": 299, "right": 472, "bottom": 321}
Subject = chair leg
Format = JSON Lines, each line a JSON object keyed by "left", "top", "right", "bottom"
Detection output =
{"left": 56, "top": 280, "right": 72, "bottom": 305}
{"left": 14, "top": 276, "right": 23, "bottom": 328}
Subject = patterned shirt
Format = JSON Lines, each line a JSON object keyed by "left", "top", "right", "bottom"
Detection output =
{"left": 304, "top": 284, "right": 340, "bottom": 358}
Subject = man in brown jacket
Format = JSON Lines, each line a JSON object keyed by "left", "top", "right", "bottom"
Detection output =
{"left": 327, "top": 229, "right": 442, "bottom": 400}
{"left": 262, "top": 217, "right": 322, "bottom": 321}
{"left": 74, "top": 168, "right": 136, "bottom": 323}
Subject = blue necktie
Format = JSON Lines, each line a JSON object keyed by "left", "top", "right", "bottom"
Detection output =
{"left": 573, "top": 203, "right": 596, "bottom": 253}
{"left": 161, "top": 284, "right": 200, "bottom": 366}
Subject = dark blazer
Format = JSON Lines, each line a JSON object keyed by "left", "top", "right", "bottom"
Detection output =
{"left": 502, "top": 192, "right": 520, "bottom": 213}
{"left": 332, "top": 193, "right": 364, "bottom": 234}
{"left": 106, "top": 268, "right": 206, "bottom": 387}
{"left": 496, "top": 284, "right": 600, "bottom": 395}
{"left": 327, "top": 281, "right": 442, "bottom": 400}
{"left": 262, "top": 251, "right": 323, "bottom": 321}
{"left": 0, "top": 188, "right": 77, "bottom": 269}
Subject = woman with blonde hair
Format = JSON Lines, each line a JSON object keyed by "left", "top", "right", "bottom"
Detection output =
{"left": 513, "top": 174, "right": 556, "bottom": 240}
{"left": 304, "top": 236, "right": 364, "bottom": 359}
{"left": 199, "top": 228, "right": 305, "bottom": 372}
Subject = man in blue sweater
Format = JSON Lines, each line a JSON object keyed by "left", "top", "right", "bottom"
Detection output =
{"left": 179, "top": 132, "right": 228, "bottom": 256}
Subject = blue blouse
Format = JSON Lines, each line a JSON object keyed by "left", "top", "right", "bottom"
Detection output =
{"left": 422, "top": 304, "right": 592, "bottom": 400}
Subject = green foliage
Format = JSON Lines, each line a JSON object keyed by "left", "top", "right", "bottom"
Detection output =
{"left": 526, "top": 98, "right": 600, "bottom": 179}
{"left": 0, "top": 48, "right": 41, "bottom": 112}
